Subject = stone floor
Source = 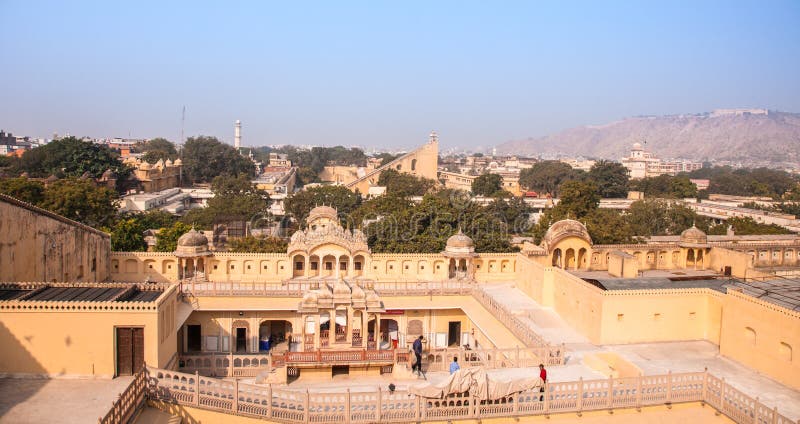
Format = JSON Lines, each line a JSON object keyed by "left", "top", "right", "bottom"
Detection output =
{"left": 480, "top": 281, "right": 800, "bottom": 421}
{"left": 0, "top": 376, "right": 132, "bottom": 424}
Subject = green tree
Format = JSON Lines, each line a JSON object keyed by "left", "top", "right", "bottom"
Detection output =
{"left": 109, "top": 218, "right": 147, "bottom": 251}
{"left": 284, "top": 185, "right": 361, "bottom": 227}
{"left": 227, "top": 236, "right": 288, "bottom": 253}
{"left": 471, "top": 173, "right": 504, "bottom": 197}
{"left": 140, "top": 137, "right": 178, "bottom": 163}
{"left": 17, "top": 137, "right": 133, "bottom": 191}
{"left": 377, "top": 168, "right": 437, "bottom": 197}
{"left": 38, "top": 178, "right": 119, "bottom": 228}
{"left": 0, "top": 177, "right": 45, "bottom": 204}
{"left": 584, "top": 209, "right": 636, "bottom": 244}
{"left": 669, "top": 176, "right": 698, "bottom": 198}
{"left": 181, "top": 136, "right": 255, "bottom": 183}
{"left": 626, "top": 199, "right": 706, "bottom": 237}
{"left": 708, "top": 217, "right": 792, "bottom": 235}
{"left": 376, "top": 153, "right": 401, "bottom": 167}
{"left": 587, "top": 160, "right": 629, "bottom": 198}
{"left": 556, "top": 180, "right": 599, "bottom": 219}
{"left": 518, "top": 161, "right": 578, "bottom": 197}
{"left": 181, "top": 174, "right": 269, "bottom": 229}
{"left": 155, "top": 222, "right": 193, "bottom": 252}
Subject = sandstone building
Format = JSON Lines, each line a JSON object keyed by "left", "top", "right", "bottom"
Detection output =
{"left": 0, "top": 195, "right": 799, "bottom": 423}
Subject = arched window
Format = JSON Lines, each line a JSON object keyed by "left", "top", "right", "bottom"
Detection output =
{"left": 744, "top": 327, "right": 756, "bottom": 345}
{"left": 780, "top": 342, "right": 792, "bottom": 362}
{"left": 411, "top": 159, "right": 417, "bottom": 171}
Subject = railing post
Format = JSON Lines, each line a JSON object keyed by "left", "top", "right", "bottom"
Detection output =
{"left": 229, "top": 352, "right": 234, "bottom": 377}
{"left": 607, "top": 376, "right": 614, "bottom": 409}
{"left": 666, "top": 370, "right": 673, "bottom": 405}
{"left": 415, "top": 394, "right": 422, "bottom": 421}
{"left": 753, "top": 397, "right": 760, "bottom": 424}
{"left": 512, "top": 391, "right": 519, "bottom": 415}
{"left": 375, "top": 387, "right": 381, "bottom": 421}
{"left": 702, "top": 367, "right": 708, "bottom": 403}
{"left": 304, "top": 389, "right": 310, "bottom": 424}
{"left": 577, "top": 377, "right": 584, "bottom": 414}
{"left": 543, "top": 380, "right": 550, "bottom": 415}
{"left": 233, "top": 379, "right": 239, "bottom": 414}
{"left": 720, "top": 377, "right": 727, "bottom": 413}
{"left": 771, "top": 406, "right": 778, "bottom": 424}
{"left": 345, "top": 388, "right": 351, "bottom": 424}
{"left": 267, "top": 384, "right": 273, "bottom": 418}
{"left": 194, "top": 371, "right": 200, "bottom": 406}
{"left": 635, "top": 374, "right": 642, "bottom": 410}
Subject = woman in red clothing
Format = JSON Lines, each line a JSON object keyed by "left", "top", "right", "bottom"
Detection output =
{"left": 539, "top": 364, "right": 547, "bottom": 401}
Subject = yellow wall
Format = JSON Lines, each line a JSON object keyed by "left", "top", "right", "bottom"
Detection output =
{"left": 111, "top": 252, "right": 520, "bottom": 284}
{"left": 0, "top": 285, "right": 178, "bottom": 378}
{"left": 708, "top": 247, "right": 753, "bottom": 278}
{"left": 719, "top": 289, "right": 800, "bottom": 390}
{"left": 0, "top": 195, "right": 111, "bottom": 283}
{"left": 599, "top": 289, "right": 723, "bottom": 345}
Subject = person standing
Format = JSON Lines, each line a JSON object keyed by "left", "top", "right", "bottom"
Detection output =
{"left": 412, "top": 335, "right": 424, "bottom": 375}
{"left": 539, "top": 364, "right": 547, "bottom": 401}
{"left": 449, "top": 356, "right": 460, "bottom": 374}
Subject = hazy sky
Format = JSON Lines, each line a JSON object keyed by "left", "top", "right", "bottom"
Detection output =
{"left": 1, "top": 1, "right": 799, "bottom": 150}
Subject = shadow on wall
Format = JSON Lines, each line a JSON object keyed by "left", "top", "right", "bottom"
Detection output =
{"left": 0, "top": 322, "right": 48, "bottom": 420}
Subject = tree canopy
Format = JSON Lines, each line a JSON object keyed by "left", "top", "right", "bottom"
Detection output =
{"left": 587, "top": 160, "right": 629, "bottom": 198}
{"left": 227, "top": 236, "right": 288, "bottom": 253}
{"left": 155, "top": 222, "right": 193, "bottom": 252}
{"left": 687, "top": 166, "right": 798, "bottom": 199}
{"left": 377, "top": 169, "right": 437, "bottom": 197}
{"left": 38, "top": 178, "right": 119, "bottom": 228}
{"left": 284, "top": 185, "right": 361, "bottom": 227}
{"left": 708, "top": 217, "right": 792, "bottom": 235}
{"left": 0, "top": 177, "right": 45, "bottom": 204}
{"left": 181, "top": 136, "right": 255, "bottom": 183}
{"left": 471, "top": 173, "right": 504, "bottom": 197}
{"left": 181, "top": 174, "right": 269, "bottom": 229}
{"left": 518, "top": 161, "right": 579, "bottom": 197}
{"left": 140, "top": 137, "right": 178, "bottom": 163}
{"left": 16, "top": 137, "right": 133, "bottom": 191}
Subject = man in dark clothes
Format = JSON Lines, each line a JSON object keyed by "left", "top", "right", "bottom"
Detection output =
{"left": 412, "top": 335, "right": 424, "bottom": 375}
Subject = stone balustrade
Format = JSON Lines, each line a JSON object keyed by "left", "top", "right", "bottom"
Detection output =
{"left": 143, "top": 366, "right": 796, "bottom": 423}
{"left": 180, "top": 278, "right": 474, "bottom": 297}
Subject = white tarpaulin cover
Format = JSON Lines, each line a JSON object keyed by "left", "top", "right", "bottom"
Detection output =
{"left": 409, "top": 367, "right": 543, "bottom": 401}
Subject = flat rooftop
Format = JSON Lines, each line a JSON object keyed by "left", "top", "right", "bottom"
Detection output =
{"left": 726, "top": 277, "right": 800, "bottom": 311}
{"left": 0, "top": 284, "right": 164, "bottom": 303}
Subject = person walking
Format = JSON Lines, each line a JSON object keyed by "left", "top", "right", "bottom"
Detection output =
{"left": 412, "top": 335, "right": 424, "bottom": 375}
{"left": 449, "top": 356, "right": 460, "bottom": 374}
{"left": 539, "top": 364, "right": 547, "bottom": 401}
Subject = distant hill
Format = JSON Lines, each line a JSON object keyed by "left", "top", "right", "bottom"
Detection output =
{"left": 497, "top": 110, "right": 800, "bottom": 164}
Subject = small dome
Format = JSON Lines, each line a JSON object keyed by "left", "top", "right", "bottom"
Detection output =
{"left": 541, "top": 219, "right": 592, "bottom": 252}
{"left": 351, "top": 284, "right": 365, "bottom": 300}
{"left": 301, "top": 291, "right": 319, "bottom": 306}
{"left": 333, "top": 279, "right": 351, "bottom": 296}
{"left": 307, "top": 206, "right": 338, "bottom": 223}
{"left": 140, "top": 161, "right": 152, "bottom": 171}
{"left": 177, "top": 228, "right": 209, "bottom": 247}
{"left": 446, "top": 229, "right": 474, "bottom": 249}
{"left": 632, "top": 142, "right": 643, "bottom": 150}
{"left": 173, "top": 158, "right": 183, "bottom": 166}
{"left": 680, "top": 225, "right": 707, "bottom": 246}
{"left": 165, "top": 159, "right": 173, "bottom": 167}
{"left": 46, "top": 175, "right": 59, "bottom": 183}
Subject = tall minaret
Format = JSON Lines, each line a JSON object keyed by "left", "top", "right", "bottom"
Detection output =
{"left": 234, "top": 120, "right": 241, "bottom": 149}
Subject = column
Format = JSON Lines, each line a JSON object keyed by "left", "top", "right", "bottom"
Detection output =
{"left": 304, "top": 256, "right": 310, "bottom": 278}
{"left": 314, "top": 316, "right": 321, "bottom": 350}
{"left": 348, "top": 256, "right": 354, "bottom": 278}
{"left": 375, "top": 313, "right": 382, "bottom": 349}
{"left": 362, "top": 311, "right": 368, "bottom": 347}
{"left": 329, "top": 310, "right": 336, "bottom": 345}
{"left": 346, "top": 308, "right": 353, "bottom": 345}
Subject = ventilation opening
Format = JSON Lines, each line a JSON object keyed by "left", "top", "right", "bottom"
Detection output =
{"left": 332, "top": 365, "right": 349, "bottom": 377}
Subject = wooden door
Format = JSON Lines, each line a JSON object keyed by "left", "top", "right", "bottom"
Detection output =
{"left": 117, "top": 327, "right": 144, "bottom": 376}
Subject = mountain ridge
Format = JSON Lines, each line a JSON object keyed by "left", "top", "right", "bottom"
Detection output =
{"left": 497, "top": 110, "right": 800, "bottom": 164}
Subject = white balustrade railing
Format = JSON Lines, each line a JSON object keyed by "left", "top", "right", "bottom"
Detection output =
{"left": 144, "top": 367, "right": 794, "bottom": 423}
{"left": 470, "top": 286, "right": 565, "bottom": 365}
